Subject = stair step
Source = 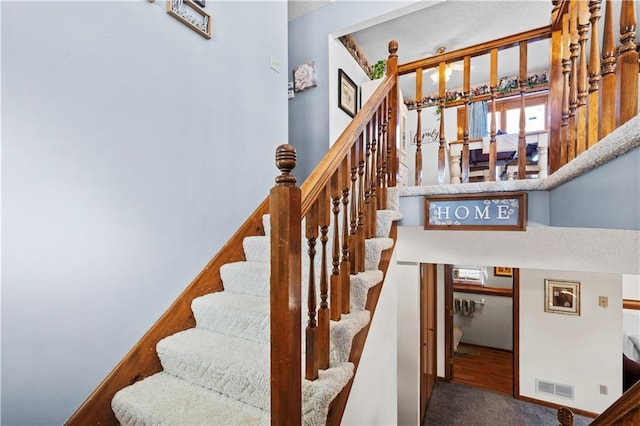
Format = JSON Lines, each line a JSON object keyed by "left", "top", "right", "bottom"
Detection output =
{"left": 376, "top": 209, "right": 403, "bottom": 238}
{"left": 193, "top": 291, "right": 370, "bottom": 363}
{"left": 157, "top": 328, "right": 271, "bottom": 411}
{"left": 220, "top": 261, "right": 270, "bottom": 297}
{"left": 192, "top": 292, "right": 270, "bottom": 343}
{"left": 365, "top": 237, "right": 394, "bottom": 271}
{"left": 112, "top": 372, "right": 269, "bottom": 425}
{"left": 351, "top": 269, "right": 383, "bottom": 311}
{"left": 243, "top": 236, "right": 270, "bottom": 263}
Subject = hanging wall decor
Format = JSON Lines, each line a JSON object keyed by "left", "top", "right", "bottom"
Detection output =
{"left": 167, "top": 0, "right": 212, "bottom": 39}
{"left": 338, "top": 68, "right": 357, "bottom": 118}
{"left": 293, "top": 61, "right": 318, "bottom": 93}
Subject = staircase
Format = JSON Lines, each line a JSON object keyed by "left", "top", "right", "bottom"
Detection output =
{"left": 109, "top": 200, "right": 401, "bottom": 424}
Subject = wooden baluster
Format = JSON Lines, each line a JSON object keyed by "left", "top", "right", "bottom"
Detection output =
{"left": 305, "top": 197, "right": 319, "bottom": 381}
{"left": 369, "top": 109, "right": 378, "bottom": 239}
{"left": 587, "top": 0, "right": 602, "bottom": 148}
{"left": 387, "top": 40, "right": 399, "bottom": 188}
{"left": 576, "top": 0, "right": 589, "bottom": 155}
{"left": 489, "top": 48, "right": 498, "bottom": 181}
{"left": 560, "top": 10, "right": 571, "bottom": 166}
{"left": 600, "top": 0, "right": 617, "bottom": 138}
{"left": 437, "top": 61, "right": 446, "bottom": 184}
{"left": 349, "top": 141, "right": 360, "bottom": 275}
{"left": 340, "top": 156, "right": 351, "bottom": 315}
{"left": 617, "top": 0, "right": 638, "bottom": 125}
{"left": 378, "top": 97, "right": 388, "bottom": 209}
{"left": 518, "top": 41, "right": 528, "bottom": 180}
{"left": 549, "top": 5, "right": 565, "bottom": 174}
{"left": 329, "top": 169, "right": 342, "bottom": 322}
{"left": 462, "top": 56, "right": 471, "bottom": 183}
{"left": 363, "top": 121, "right": 372, "bottom": 239}
{"left": 415, "top": 68, "right": 423, "bottom": 186}
{"left": 270, "top": 144, "right": 301, "bottom": 424}
{"left": 356, "top": 131, "right": 366, "bottom": 273}
{"left": 317, "top": 187, "right": 330, "bottom": 371}
{"left": 568, "top": 0, "right": 579, "bottom": 161}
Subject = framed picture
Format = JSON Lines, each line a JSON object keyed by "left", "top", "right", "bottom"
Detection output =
{"left": 494, "top": 266, "right": 513, "bottom": 277}
{"left": 167, "top": 0, "right": 212, "bottom": 39}
{"left": 293, "top": 61, "right": 318, "bottom": 93}
{"left": 193, "top": 0, "right": 205, "bottom": 7}
{"left": 545, "top": 279, "right": 580, "bottom": 316}
{"left": 338, "top": 68, "right": 357, "bottom": 118}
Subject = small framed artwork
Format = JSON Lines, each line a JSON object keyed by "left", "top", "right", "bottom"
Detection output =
{"left": 338, "top": 68, "right": 358, "bottom": 118}
{"left": 193, "top": 0, "right": 205, "bottom": 7}
{"left": 494, "top": 266, "right": 513, "bottom": 277}
{"left": 293, "top": 61, "right": 318, "bottom": 93}
{"left": 167, "top": 0, "right": 212, "bottom": 39}
{"left": 545, "top": 279, "right": 580, "bottom": 316}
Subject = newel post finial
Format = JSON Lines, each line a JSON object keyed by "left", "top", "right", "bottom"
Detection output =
{"left": 275, "top": 144, "right": 297, "bottom": 185}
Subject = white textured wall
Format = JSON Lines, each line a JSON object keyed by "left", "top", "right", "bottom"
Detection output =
{"left": 343, "top": 250, "right": 398, "bottom": 425}
{"left": 396, "top": 262, "right": 420, "bottom": 425}
{"left": 395, "top": 225, "right": 635, "bottom": 413}
{"left": 1, "top": 2, "right": 287, "bottom": 424}
{"left": 519, "top": 269, "right": 622, "bottom": 412}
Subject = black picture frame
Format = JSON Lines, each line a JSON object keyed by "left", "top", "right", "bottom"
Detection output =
{"left": 338, "top": 69, "right": 358, "bottom": 118}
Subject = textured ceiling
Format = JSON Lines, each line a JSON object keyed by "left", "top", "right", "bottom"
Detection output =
{"left": 288, "top": 0, "right": 332, "bottom": 21}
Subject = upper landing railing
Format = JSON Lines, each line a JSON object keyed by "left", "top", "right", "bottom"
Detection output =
{"left": 399, "top": 0, "right": 637, "bottom": 185}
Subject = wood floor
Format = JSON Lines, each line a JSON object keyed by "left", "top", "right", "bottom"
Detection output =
{"left": 453, "top": 343, "right": 513, "bottom": 395}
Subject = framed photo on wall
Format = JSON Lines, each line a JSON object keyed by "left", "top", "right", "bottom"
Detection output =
{"left": 544, "top": 279, "right": 580, "bottom": 315}
{"left": 494, "top": 266, "right": 513, "bottom": 277}
{"left": 338, "top": 69, "right": 357, "bottom": 118}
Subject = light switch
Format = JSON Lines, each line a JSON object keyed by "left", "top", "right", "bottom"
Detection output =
{"left": 598, "top": 296, "right": 608, "bottom": 308}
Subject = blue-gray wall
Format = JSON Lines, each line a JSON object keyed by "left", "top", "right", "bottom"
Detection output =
{"left": 550, "top": 146, "right": 640, "bottom": 230}
{"left": 288, "top": 1, "right": 418, "bottom": 181}
{"left": 1, "top": 1, "right": 287, "bottom": 423}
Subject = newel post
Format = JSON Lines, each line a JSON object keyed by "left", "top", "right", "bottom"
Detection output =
{"left": 387, "top": 40, "right": 399, "bottom": 187}
{"left": 270, "top": 144, "right": 302, "bottom": 426}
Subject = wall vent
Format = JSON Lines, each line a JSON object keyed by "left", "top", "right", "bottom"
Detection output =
{"left": 535, "top": 379, "right": 574, "bottom": 400}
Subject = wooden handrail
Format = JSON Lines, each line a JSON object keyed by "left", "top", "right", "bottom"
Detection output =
{"left": 398, "top": 26, "right": 552, "bottom": 75}
{"left": 588, "top": 380, "right": 640, "bottom": 425}
{"left": 300, "top": 74, "right": 397, "bottom": 216}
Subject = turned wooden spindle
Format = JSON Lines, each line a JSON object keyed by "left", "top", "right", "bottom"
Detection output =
{"left": 549, "top": 7, "right": 565, "bottom": 174}
{"left": 561, "top": 56, "right": 572, "bottom": 166}
{"left": 387, "top": 40, "right": 399, "bottom": 188}
{"left": 576, "top": 0, "right": 590, "bottom": 155}
{"left": 437, "top": 61, "right": 446, "bottom": 184}
{"left": 356, "top": 133, "right": 366, "bottom": 273}
{"left": 489, "top": 48, "right": 498, "bottom": 181}
{"left": 587, "top": 0, "right": 602, "bottom": 147}
{"left": 518, "top": 41, "right": 528, "bottom": 180}
{"left": 617, "top": 0, "right": 638, "bottom": 125}
{"left": 305, "top": 199, "right": 319, "bottom": 381}
{"left": 462, "top": 55, "right": 471, "bottom": 183}
{"left": 340, "top": 157, "right": 351, "bottom": 315}
{"left": 600, "top": 0, "right": 617, "bottom": 138}
{"left": 329, "top": 170, "right": 342, "bottom": 322}
{"left": 369, "top": 112, "right": 378, "bottom": 239}
{"left": 316, "top": 189, "right": 330, "bottom": 371}
{"left": 349, "top": 141, "right": 360, "bottom": 275}
{"left": 568, "top": 0, "right": 579, "bottom": 161}
{"left": 270, "top": 144, "right": 301, "bottom": 425}
{"left": 415, "top": 68, "right": 423, "bottom": 186}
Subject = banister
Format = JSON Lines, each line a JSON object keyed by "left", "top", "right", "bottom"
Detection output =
{"left": 588, "top": 380, "right": 640, "bottom": 425}
{"left": 398, "top": 26, "right": 552, "bottom": 75}
{"left": 300, "top": 74, "right": 397, "bottom": 216}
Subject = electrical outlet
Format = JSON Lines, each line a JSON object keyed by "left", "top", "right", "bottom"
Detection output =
{"left": 599, "top": 296, "right": 608, "bottom": 308}
{"left": 270, "top": 55, "right": 280, "bottom": 73}
{"left": 599, "top": 384, "right": 608, "bottom": 395}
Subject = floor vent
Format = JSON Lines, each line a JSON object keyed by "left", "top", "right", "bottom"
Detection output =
{"left": 536, "top": 379, "right": 574, "bottom": 400}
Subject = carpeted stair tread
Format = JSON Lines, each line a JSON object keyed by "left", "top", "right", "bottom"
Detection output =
{"left": 364, "top": 237, "right": 394, "bottom": 271}
{"left": 242, "top": 236, "right": 270, "bottom": 263}
{"left": 157, "top": 328, "right": 270, "bottom": 411}
{"left": 112, "top": 372, "right": 270, "bottom": 425}
{"left": 376, "top": 209, "right": 403, "bottom": 238}
{"left": 220, "top": 261, "right": 270, "bottom": 297}
{"left": 350, "top": 269, "right": 384, "bottom": 311}
{"left": 192, "top": 292, "right": 270, "bottom": 343}
{"left": 330, "top": 310, "right": 371, "bottom": 362}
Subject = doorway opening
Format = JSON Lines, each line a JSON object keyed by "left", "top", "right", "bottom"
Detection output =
{"left": 444, "top": 264, "right": 520, "bottom": 397}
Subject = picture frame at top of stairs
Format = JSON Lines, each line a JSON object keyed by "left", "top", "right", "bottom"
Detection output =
{"left": 167, "top": 0, "right": 211, "bottom": 40}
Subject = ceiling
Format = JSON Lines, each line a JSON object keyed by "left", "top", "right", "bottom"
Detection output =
{"left": 288, "top": 0, "right": 332, "bottom": 21}
{"left": 347, "top": 1, "right": 554, "bottom": 99}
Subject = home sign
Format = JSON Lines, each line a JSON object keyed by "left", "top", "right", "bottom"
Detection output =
{"left": 424, "top": 192, "right": 527, "bottom": 231}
